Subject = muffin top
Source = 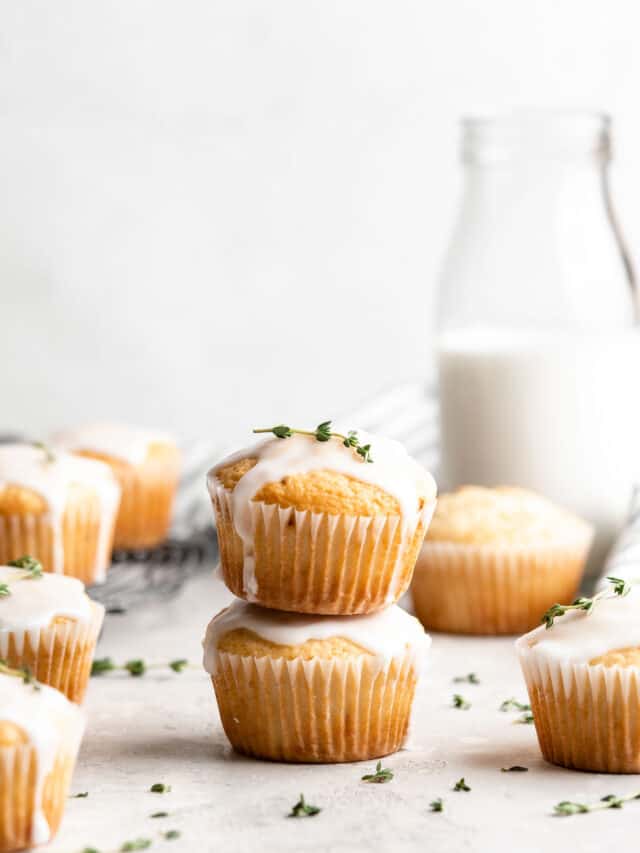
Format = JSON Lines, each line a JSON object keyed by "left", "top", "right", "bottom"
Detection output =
{"left": 0, "top": 668, "right": 85, "bottom": 843}
{"left": 426, "top": 486, "right": 591, "bottom": 546}
{"left": 202, "top": 600, "right": 430, "bottom": 672}
{"left": 0, "top": 561, "right": 99, "bottom": 636}
{"left": 54, "top": 422, "right": 175, "bottom": 466}
{"left": 210, "top": 429, "right": 436, "bottom": 522}
{"left": 517, "top": 584, "right": 640, "bottom": 666}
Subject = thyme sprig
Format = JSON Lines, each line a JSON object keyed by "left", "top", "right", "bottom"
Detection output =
{"left": 499, "top": 698, "right": 531, "bottom": 713}
{"left": 453, "top": 673, "right": 480, "bottom": 684}
{"left": 542, "top": 576, "right": 631, "bottom": 629}
{"left": 253, "top": 422, "right": 374, "bottom": 463}
{"left": 0, "top": 556, "right": 45, "bottom": 594}
{"left": 554, "top": 791, "right": 640, "bottom": 816}
{"left": 91, "top": 658, "right": 191, "bottom": 677}
{"left": 288, "top": 793, "right": 321, "bottom": 818}
{"left": 361, "top": 761, "right": 393, "bottom": 784}
{"left": 0, "top": 659, "right": 40, "bottom": 690}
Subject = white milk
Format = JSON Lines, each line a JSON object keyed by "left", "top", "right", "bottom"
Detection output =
{"left": 438, "top": 328, "right": 640, "bottom": 570}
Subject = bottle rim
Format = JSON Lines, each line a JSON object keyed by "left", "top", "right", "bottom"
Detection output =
{"left": 461, "top": 109, "right": 611, "bottom": 164}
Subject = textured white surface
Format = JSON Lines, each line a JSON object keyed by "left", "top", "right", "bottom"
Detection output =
{"left": 45, "top": 570, "right": 640, "bottom": 852}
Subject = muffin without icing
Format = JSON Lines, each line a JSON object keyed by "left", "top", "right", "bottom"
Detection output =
{"left": 209, "top": 431, "right": 437, "bottom": 614}
{"left": 54, "top": 424, "right": 180, "bottom": 550}
{"left": 0, "top": 670, "right": 85, "bottom": 851}
{"left": 0, "top": 444, "right": 120, "bottom": 585}
{"left": 411, "top": 486, "right": 593, "bottom": 635}
{"left": 0, "top": 563, "right": 104, "bottom": 703}
{"left": 203, "top": 600, "right": 430, "bottom": 762}
{"left": 517, "top": 585, "right": 640, "bottom": 773}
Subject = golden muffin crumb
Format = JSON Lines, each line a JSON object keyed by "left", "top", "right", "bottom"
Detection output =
{"left": 214, "top": 458, "right": 422, "bottom": 516}
{"left": 590, "top": 646, "right": 640, "bottom": 668}
{"left": 0, "top": 720, "right": 28, "bottom": 747}
{"left": 217, "top": 627, "right": 373, "bottom": 660}
{"left": 426, "top": 485, "right": 591, "bottom": 546}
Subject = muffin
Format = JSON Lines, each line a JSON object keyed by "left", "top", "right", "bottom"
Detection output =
{"left": 0, "top": 558, "right": 104, "bottom": 702}
{"left": 0, "top": 444, "right": 121, "bottom": 585}
{"left": 208, "top": 428, "right": 437, "bottom": 614}
{"left": 0, "top": 667, "right": 85, "bottom": 851}
{"left": 54, "top": 423, "right": 180, "bottom": 550}
{"left": 411, "top": 486, "right": 593, "bottom": 635}
{"left": 517, "top": 584, "right": 640, "bottom": 772}
{"left": 203, "top": 599, "right": 430, "bottom": 762}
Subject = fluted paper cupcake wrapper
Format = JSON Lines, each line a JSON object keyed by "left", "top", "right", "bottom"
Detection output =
{"left": 517, "top": 643, "right": 640, "bottom": 773}
{"left": 0, "top": 603, "right": 104, "bottom": 704}
{"left": 411, "top": 536, "right": 592, "bottom": 635}
{"left": 210, "top": 650, "right": 418, "bottom": 763}
{"left": 0, "top": 737, "right": 82, "bottom": 851}
{"left": 211, "top": 481, "right": 435, "bottom": 614}
{"left": 0, "top": 501, "right": 115, "bottom": 586}
{"left": 111, "top": 456, "right": 180, "bottom": 550}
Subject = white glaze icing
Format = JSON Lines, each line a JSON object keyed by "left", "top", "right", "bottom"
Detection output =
{"left": 0, "top": 567, "right": 95, "bottom": 657}
{"left": 516, "top": 584, "right": 640, "bottom": 665}
{"left": 207, "top": 431, "right": 437, "bottom": 598}
{"left": 54, "top": 422, "right": 173, "bottom": 466}
{"left": 0, "top": 444, "right": 121, "bottom": 580}
{"left": 0, "top": 672, "right": 85, "bottom": 844}
{"left": 202, "top": 600, "right": 430, "bottom": 673}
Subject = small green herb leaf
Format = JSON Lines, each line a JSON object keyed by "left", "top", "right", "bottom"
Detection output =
{"left": 91, "top": 657, "right": 116, "bottom": 676}
{"left": 453, "top": 673, "right": 479, "bottom": 684}
{"left": 72, "top": 791, "right": 89, "bottom": 798}
{"left": 150, "top": 811, "right": 168, "bottom": 818}
{"left": 120, "top": 840, "right": 152, "bottom": 852}
{"left": 169, "top": 659, "right": 188, "bottom": 673}
{"left": 164, "top": 830, "right": 180, "bottom": 841}
{"left": 288, "top": 793, "right": 321, "bottom": 818}
{"left": 149, "top": 783, "right": 171, "bottom": 793}
{"left": 430, "top": 798, "right": 444, "bottom": 812}
{"left": 453, "top": 778, "right": 471, "bottom": 792}
{"left": 125, "top": 659, "right": 146, "bottom": 677}
{"left": 7, "top": 555, "right": 43, "bottom": 578}
{"left": 361, "top": 760, "right": 394, "bottom": 784}
{"left": 501, "top": 766, "right": 528, "bottom": 772}
{"left": 452, "top": 693, "right": 471, "bottom": 710}
{"left": 499, "top": 698, "right": 531, "bottom": 713}
{"left": 0, "top": 584, "right": 10, "bottom": 597}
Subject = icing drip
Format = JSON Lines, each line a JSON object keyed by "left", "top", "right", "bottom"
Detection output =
{"left": 0, "top": 567, "right": 95, "bottom": 658}
{"left": 202, "top": 600, "right": 431, "bottom": 673}
{"left": 208, "top": 431, "right": 436, "bottom": 599}
{"left": 517, "top": 585, "right": 640, "bottom": 664}
{"left": 0, "top": 673, "right": 84, "bottom": 844}
{"left": 0, "top": 444, "right": 121, "bottom": 579}
{"left": 54, "top": 423, "right": 172, "bottom": 466}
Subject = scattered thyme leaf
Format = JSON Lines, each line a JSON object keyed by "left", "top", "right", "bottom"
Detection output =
{"left": 542, "top": 576, "right": 631, "bottom": 629}
{"left": 515, "top": 712, "right": 535, "bottom": 725}
{"left": 453, "top": 673, "right": 480, "bottom": 684}
{"left": 288, "top": 793, "right": 321, "bottom": 818}
{"left": 430, "top": 798, "right": 444, "bottom": 812}
{"left": 361, "top": 761, "right": 394, "bottom": 783}
{"left": 81, "top": 848, "right": 101, "bottom": 853}
{"left": 7, "top": 555, "right": 44, "bottom": 578}
{"left": 453, "top": 778, "right": 471, "bottom": 792}
{"left": 253, "top": 424, "right": 374, "bottom": 463}
{"left": 452, "top": 693, "right": 471, "bottom": 710}
{"left": 168, "top": 659, "right": 188, "bottom": 673}
{"left": 0, "top": 584, "right": 10, "bottom": 597}
{"left": 72, "top": 791, "right": 89, "bottom": 798}
{"left": 149, "top": 783, "right": 171, "bottom": 793}
{"left": 163, "top": 831, "right": 180, "bottom": 841}
{"left": 150, "top": 812, "right": 168, "bottom": 819}
{"left": 91, "top": 657, "right": 116, "bottom": 676}
{"left": 499, "top": 698, "right": 531, "bottom": 713}
{"left": 125, "top": 659, "right": 146, "bottom": 677}
{"left": 501, "top": 766, "right": 528, "bottom": 772}
{"left": 120, "top": 840, "right": 152, "bottom": 852}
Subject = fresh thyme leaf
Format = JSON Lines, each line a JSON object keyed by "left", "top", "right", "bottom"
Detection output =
{"left": 72, "top": 791, "right": 89, "bottom": 797}
{"left": 125, "top": 659, "right": 146, "bottom": 677}
{"left": 499, "top": 698, "right": 531, "bottom": 713}
{"left": 150, "top": 812, "right": 168, "bottom": 818}
{"left": 515, "top": 712, "right": 535, "bottom": 725}
{"left": 7, "top": 555, "right": 44, "bottom": 578}
{"left": 430, "top": 798, "right": 444, "bottom": 812}
{"left": 542, "top": 576, "right": 631, "bottom": 629}
{"left": 81, "top": 848, "right": 101, "bottom": 853}
{"left": 253, "top": 424, "right": 374, "bottom": 463}
{"left": 120, "top": 840, "right": 152, "bottom": 851}
{"left": 453, "top": 778, "right": 471, "bottom": 792}
{"left": 453, "top": 673, "right": 480, "bottom": 684}
{"left": 361, "top": 760, "right": 394, "bottom": 783}
{"left": 452, "top": 693, "right": 471, "bottom": 710}
{"left": 0, "top": 584, "right": 10, "bottom": 597}
{"left": 169, "top": 659, "right": 188, "bottom": 673}
{"left": 501, "top": 766, "right": 528, "bottom": 772}
{"left": 164, "top": 831, "right": 180, "bottom": 841}
{"left": 288, "top": 793, "right": 321, "bottom": 818}
{"left": 91, "top": 657, "right": 116, "bottom": 676}
{"left": 150, "top": 783, "right": 171, "bottom": 793}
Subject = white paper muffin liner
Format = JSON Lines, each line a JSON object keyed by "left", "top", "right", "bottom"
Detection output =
{"left": 517, "top": 638, "right": 640, "bottom": 773}
{"left": 411, "top": 534, "right": 592, "bottom": 635}
{"left": 210, "top": 480, "right": 435, "bottom": 614}
{"left": 209, "top": 648, "right": 420, "bottom": 763}
{"left": 0, "top": 602, "right": 104, "bottom": 704}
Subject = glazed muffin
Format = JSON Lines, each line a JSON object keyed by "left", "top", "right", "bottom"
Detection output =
{"left": 411, "top": 486, "right": 593, "bottom": 635}
{"left": 208, "top": 428, "right": 437, "bottom": 614}
{"left": 55, "top": 423, "right": 180, "bottom": 550}
{"left": 0, "top": 667, "right": 85, "bottom": 851}
{"left": 517, "top": 584, "right": 640, "bottom": 773}
{"left": 0, "top": 558, "right": 104, "bottom": 702}
{"left": 203, "top": 599, "right": 430, "bottom": 762}
{"left": 0, "top": 444, "right": 121, "bottom": 585}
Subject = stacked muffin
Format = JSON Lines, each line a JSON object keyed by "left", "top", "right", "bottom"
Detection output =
{"left": 202, "top": 425, "right": 437, "bottom": 762}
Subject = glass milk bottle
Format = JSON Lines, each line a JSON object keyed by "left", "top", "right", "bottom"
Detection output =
{"left": 437, "top": 111, "right": 640, "bottom": 572}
